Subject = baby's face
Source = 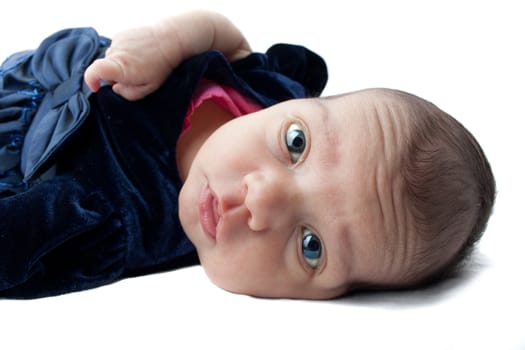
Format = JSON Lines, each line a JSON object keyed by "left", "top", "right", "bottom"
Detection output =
{"left": 178, "top": 90, "right": 417, "bottom": 299}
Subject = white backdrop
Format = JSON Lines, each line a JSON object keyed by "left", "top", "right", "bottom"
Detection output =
{"left": 1, "top": 1, "right": 524, "bottom": 349}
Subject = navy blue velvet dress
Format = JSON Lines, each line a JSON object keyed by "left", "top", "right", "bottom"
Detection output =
{"left": 0, "top": 28, "right": 327, "bottom": 298}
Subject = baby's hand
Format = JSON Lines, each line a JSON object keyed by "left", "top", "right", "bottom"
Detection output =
{"left": 84, "top": 25, "right": 173, "bottom": 100}
{"left": 85, "top": 11, "right": 251, "bottom": 100}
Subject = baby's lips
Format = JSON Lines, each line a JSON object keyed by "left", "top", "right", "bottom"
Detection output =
{"left": 199, "top": 184, "right": 219, "bottom": 240}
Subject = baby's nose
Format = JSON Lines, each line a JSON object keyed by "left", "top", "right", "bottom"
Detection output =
{"left": 243, "top": 170, "right": 295, "bottom": 232}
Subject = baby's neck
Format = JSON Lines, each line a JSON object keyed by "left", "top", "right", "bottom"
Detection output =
{"left": 176, "top": 100, "right": 233, "bottom": 180}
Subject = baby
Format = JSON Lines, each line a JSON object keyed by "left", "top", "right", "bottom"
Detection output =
{"left": 0, "top": 11, "right": 495, "bottom": 299}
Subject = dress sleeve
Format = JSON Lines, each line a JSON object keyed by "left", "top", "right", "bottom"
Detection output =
{"left": 230, "top": 43, "right": 328, "bottom": 101}
{"left": 0, "top": 174, "right": 126, "bottom": 299}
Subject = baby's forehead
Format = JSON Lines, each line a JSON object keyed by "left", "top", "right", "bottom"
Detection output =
{"left": 326, "top": 89, "right": 414, "bottom": 154}
{"left": 319, "top": 90, "right": 424, "bottom": 287}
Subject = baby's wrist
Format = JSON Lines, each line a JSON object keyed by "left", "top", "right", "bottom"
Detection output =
{"left": 151, "top": 20, "right": 184, "bottom": 72}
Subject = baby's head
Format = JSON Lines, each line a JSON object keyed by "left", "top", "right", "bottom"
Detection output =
{"left": 381, "top": 89, "right": 495, "bottom": 289}
{"left": 342, "top": 89, "right": 496, "bottom": 291}
{"left": 178, "top": 88, "right": 495, "bottom": 299}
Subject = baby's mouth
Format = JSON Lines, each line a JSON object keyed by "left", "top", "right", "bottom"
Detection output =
{"left": 198, "top": 184, "right": 220, "bottom": 240}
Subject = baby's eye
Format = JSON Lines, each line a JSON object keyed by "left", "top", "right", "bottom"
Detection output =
{"left": 302, "top": 228, "right": 322, "bottom": 269}
{"left": 285, "top": 123, "right": 307, "bottom": 164}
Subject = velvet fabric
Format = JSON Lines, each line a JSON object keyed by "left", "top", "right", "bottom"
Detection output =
{"left": 0, "top": 28, "right": 327, "bottom": 299}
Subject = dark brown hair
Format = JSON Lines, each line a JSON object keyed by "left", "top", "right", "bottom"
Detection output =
{"left": 398, "top": 91, "right": 496, "bottom": 287}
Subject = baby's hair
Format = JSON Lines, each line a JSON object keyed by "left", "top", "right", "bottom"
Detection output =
{"left": 397, "top": 90, "right": 496, "bottom": 287}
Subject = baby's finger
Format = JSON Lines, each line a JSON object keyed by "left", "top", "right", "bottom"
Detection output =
{"left": 84, "top": 58, "right": 125, "bottom": 92}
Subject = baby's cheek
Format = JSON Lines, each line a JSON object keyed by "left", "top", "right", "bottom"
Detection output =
{"left": 202, "top": 260, "right": 244, "bottom": 293}
{"left": 177, "top": 187, "right": 194, "bottom": 235}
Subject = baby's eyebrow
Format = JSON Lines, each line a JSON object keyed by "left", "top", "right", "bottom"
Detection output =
{"left": 317, "top": 221, "right": 355, "bottom": 289}
{"left": 315, "top": 112, "right": 340, "bottom": 167}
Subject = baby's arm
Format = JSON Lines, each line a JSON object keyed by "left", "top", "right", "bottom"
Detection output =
{"left": 84, "top": 10, "right": 251, "bottom": 100}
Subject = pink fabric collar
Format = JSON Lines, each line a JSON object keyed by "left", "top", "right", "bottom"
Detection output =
{"left": 182, "top": 78, "right": 262, "bottom": 132}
